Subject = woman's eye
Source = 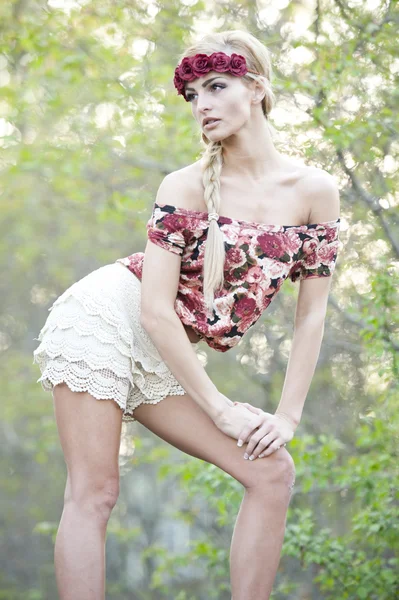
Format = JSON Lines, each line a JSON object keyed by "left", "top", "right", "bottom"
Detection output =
{"left": 186, "top": 83, "right": 225, "bottom": 102}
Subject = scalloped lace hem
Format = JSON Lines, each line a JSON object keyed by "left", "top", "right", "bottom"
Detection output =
{"left": 33, "top": 355, "right": 188, "bottom": 423}
{"left": 32, "top": 263, "right": 190, "bottom": 422}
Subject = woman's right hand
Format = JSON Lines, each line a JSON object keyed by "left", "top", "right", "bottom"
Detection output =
{"left": 214, "top": 402, "right": 264, "bottom": 441}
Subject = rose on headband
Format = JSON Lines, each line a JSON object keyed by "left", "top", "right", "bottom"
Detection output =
{"left": 191, "top": 54, "right": 213, "bottom": 77}
{"left": 173, "top": 51, "right": 259, "bottom": 100}
{"left": 228, "top": 53, "right": 248, "bottom": 76}
{"left": 209, "top": 52, "right": 231, "bottom": 74}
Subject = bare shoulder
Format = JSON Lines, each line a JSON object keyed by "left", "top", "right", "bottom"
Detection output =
{"left": 156, "top": 160, "right": 203, "bottom": 210}
{"left": 296, "top": 166, "right": 340, "bottom": 223}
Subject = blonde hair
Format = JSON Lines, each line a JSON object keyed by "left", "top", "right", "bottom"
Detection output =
{"left": 176, "top": 30, "right": 276, "bottom": 313}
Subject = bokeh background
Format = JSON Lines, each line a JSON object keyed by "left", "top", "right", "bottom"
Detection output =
{"left": 1, "top": 0, "right": 398, "bottom": 598}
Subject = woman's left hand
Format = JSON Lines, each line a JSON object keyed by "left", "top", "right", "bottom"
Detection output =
{"left": 233, "top": 402, "right": 295, "bottom": 459}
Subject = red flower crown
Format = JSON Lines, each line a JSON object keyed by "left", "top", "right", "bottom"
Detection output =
{"left": 173, "top": 52, "right": 260, "bottom": 101}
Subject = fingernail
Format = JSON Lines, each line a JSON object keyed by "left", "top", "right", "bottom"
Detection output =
{"left": 249, "top": 455, "right": 254, "bottom": 461}
{"left": 259, "top": 453, "right": 264, "bottom": 458}
{"left": 244, "top": 453, "right": 248, "bottom": 459}
{"left": 237, "top": 440, "right": 243, "bottom": 447}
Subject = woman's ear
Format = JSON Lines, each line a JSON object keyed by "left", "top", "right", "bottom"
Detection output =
{"left": 251, "top": 78, "right": 266, "bottom": 105}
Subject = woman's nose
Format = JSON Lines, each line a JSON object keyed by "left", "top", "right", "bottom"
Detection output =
{"left": 197, "top": 94, "right": 213, "bottom": 113}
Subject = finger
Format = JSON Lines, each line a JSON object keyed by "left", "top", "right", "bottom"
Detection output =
{"left": 258, "top": 442, "right": 287, "bottom": 457}
{"left": 237, "top": 410, "right": 273, "bottom": 446}
{"left": 237, "top": 414, "right": 264, "bottom": 447}
{"left": 233, "top": 402, "right": 260, "bottom": 414}
{"left": 244, "top": 427, "right": 270, "bottom": 459}
{"left": 247, "top": 431, "right": 276, "bottom": 460}
{"left": 259, "top": 439, "right": 284, "bottom": 458}
{"left": 247, "top": 423, "right": 277, "bottom": 455}
{"left": 243, "top": 403, "right": 262, "bottom": 414}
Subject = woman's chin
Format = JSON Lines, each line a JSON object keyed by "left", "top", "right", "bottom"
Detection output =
{"left": 202, "top": 129, "right": 230, "bottom": 143}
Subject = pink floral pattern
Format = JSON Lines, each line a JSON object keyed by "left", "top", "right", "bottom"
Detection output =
{"left": 116, "top": 203, "right": 341, "bottom": 353}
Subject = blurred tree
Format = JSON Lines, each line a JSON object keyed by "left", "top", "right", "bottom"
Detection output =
{"left": 0, "top": 0, "right": 397, "bottom": 598}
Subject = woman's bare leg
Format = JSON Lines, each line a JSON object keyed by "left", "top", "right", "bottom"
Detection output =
{"left": 52, "top": 382, "right": 123, "bottom": 600}
{"left": 133, "top": 394, "right": 295, "bottom": 600}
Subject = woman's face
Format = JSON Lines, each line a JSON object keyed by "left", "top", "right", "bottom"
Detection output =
{"left": 184, "top": 71, "right": 254, "bottom": 141}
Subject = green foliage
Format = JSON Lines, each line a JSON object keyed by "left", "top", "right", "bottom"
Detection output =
{"left": 137, "top": 388, "right": 398, "bottom": 598}
{"left": 281, "top": 394, "right": 398, "bottom": 599}
{"left": 1, "top": 0, "right": 398, "bottom": 598}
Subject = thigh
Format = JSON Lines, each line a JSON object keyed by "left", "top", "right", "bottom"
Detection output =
{"left": 133, "top": 394, "right": 295, "bottom": 490}
{"left": 53, "top": 383, "right": 123, "bottom": 488}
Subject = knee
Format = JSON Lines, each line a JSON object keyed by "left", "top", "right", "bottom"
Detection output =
{"left": 278, "top": 448, "right": 296, "bottom": 492}
{"left": 64, "top": 473, "right": 120, "bottom": 521}
{"left": 278, "top": 447, "right": 296, "bottom": 478}
{"left": 248, "top": 448, "right": 296, "bottom": 495}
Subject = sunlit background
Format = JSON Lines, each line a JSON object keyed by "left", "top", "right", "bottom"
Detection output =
{"left": 1, "top": 0, "right": 397, "bottom": 598}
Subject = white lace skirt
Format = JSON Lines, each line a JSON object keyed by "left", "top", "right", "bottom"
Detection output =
{"left": 32, "top": 262, "right": 200, "bottom": 422}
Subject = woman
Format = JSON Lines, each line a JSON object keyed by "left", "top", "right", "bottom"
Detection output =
{"left": 33, "top": 30, "right": 341, "bottom": 600}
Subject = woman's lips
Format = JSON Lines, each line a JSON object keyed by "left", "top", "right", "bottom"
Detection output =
{"left": 204, "top": 119, "right": 221, "bottom": 129}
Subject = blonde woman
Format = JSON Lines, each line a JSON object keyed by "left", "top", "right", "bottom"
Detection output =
{"left": 33, "top": 29, "right": 341, "bottom": 600}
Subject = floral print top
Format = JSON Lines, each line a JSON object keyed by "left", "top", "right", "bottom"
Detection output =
{"left": 116, "top": 202, "right": 341, "bottom": 352}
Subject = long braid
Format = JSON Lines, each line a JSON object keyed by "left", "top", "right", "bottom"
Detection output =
{"left": 200, "top": 141, "right": 225, "bottom": 313}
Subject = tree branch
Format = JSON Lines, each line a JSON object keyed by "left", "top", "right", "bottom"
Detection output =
{"left": 329, "top": 293, "right": 399, "bottom": 352}
{"left": 335, "top": 149, "right": 399, "bottom": 257}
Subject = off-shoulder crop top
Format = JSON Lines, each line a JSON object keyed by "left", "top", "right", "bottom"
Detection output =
{"left": 116, "top": 202, "right": 341, "bottom": 352}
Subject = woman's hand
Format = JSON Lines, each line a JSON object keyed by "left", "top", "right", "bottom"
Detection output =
{"left": 236, "top": 410, "right": 295, "bottom": 459}
{"left": 214, "top": 402, "right": 266, "bottom": 441}
{"left": 232, "top": 401, "right": 262, "bottom": 415}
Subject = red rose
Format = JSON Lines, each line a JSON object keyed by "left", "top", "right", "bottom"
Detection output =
{"left": 178, "top": 56, "right": 196, "bottom": 81}
{"left": 318, "top": 241, "right": 337, "bottom": 264}
{"left": 210, "top": 322, "right": 231, "bottom": 337}
{"left": 225, "top": 247, "right": 247, "bottom": 267}
{"left": 209, "top": 52, "right": 232, "bottom": 73}
{"left": 173, "top": 69, "right": 184, "bottom": 93}
{"left": 285, "top": 229, "right": 302, "bottom": 254}
{"left": 246, "top": 265, "right": 263, "bottom": 284}
{"left": 302, "top": 237, "right": 318, "bottom": 256}
{"left": 229, "top": 53, "right": 248, "bottom": 76}
{"left": 162, "top": 213, "right": 186, "bottom": 232}
{"left": 197, "top": 315, "right": 208, "bottom": 330}
{"left": 235, "top": 297, "right": 256, "bottom": 319}
{"left": 180, "top": 292, "right": 198, "bottom": 313}
{"left": 257, "top": 232, "right": 287, "bottom": 259}
{"left": 325, "top": 226, "right": 338, "bottom": 243}
{"left": 174, "top": 52, "right": 251, "bottom": 99}
{"left": 191, "top": 54, "right": 212, "bottom": 77}
{"left": 303, "top": 251, "right": 318, "bottom": 267}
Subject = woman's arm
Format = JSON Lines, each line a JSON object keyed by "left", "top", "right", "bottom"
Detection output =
{"left": 141, "top": 309, "right": 227, "bottom": 422}
{"left": 235, "top": 171, "right": 341, "bottom": 455}
{"left": 276, "top": 171, "right": 341, "bottom": 429}
{"left": 140, "top": 172, "right": 230, "bottom": 424}
{"left": 235, "top": 277, "right": 335, "bottom": 459}
{"left": 275, "top": 298, "right": 328, "bottom": 430}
